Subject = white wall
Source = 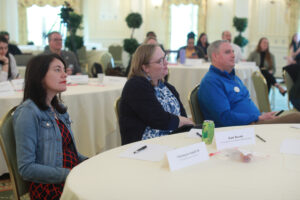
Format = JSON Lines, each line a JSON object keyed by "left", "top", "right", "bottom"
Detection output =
{"left": 205, "top": 0, "right": 290, "bottom": 77}
{"left": 0, "top": 0, "right": 19, "bottom": 43}
{"left": 0, "top": 0, "right": 293, "bottom": 76}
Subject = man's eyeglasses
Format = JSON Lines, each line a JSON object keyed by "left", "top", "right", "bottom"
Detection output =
{"left": 147, "top": 54, "right": 168, "bottom": 65}
{"left": 52, "top": 38, "right": 62, "bottom": 42}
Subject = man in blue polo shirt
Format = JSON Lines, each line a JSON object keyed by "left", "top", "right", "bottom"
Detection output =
{"left": 198, "top": 40, "right": 300, "bottom": 127}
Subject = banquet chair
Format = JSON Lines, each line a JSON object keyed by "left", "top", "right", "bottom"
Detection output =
{"left": 99, "top": 52, "right": 114, "bottom": 73}
{"left": 251, "top": 71, "right": 271, "bottom": 113}
{"left": 108, "top": 45, "right": 123, "bottom": 67}
{"left": 0, "top": 107, "right": 29, "bottom": 200}
{"left": 283, "top": 69, "right": 294, "bottom": 110}
{"left": 188, "top": 84, "right": 204, "bottom": 124}
{"left": 14, "top": 54, "right": 34, "bottom": 66}
{"left": 114, "top": 97, "right": 121, "bottom": 124}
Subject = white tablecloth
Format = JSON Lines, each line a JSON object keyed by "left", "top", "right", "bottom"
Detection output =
{"left": 168, "top": 63, "right": 259, "bottom": 116}
{"left": 61, "top": 124, "right": 300, "bottom": 200}
{"left": 0, "top": 77, "right": 126, "bottom": 175}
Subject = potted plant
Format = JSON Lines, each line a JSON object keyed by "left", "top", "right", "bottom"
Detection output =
{"left": 60, "top": 3, "right": 84, "bottom": 53}
{"left": 123, "top": 13, "right": 143, "bottom": 55}
{"left": 233, "top": 16, "right": 248, "bottom": 48}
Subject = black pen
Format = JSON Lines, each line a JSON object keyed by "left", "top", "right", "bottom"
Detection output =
{"left": 133, "top": 145, "right": 147, "bottom": 154}
{"left": 256, "top": 134, "right": 266, "bottom": 142}
{"left": 196, "top": 132, "right": 202, "bottom": 138}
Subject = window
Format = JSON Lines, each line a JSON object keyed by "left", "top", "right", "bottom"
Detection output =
{"left": 27, "top": 5, "right": 66, "bottom": 46}
{"left": 169, "top": 4, "right": 199, "bottom": 51}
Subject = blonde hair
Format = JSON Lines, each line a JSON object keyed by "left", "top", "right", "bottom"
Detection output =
{"left": 128, "top": 44, "right": 158, "bottom": 79}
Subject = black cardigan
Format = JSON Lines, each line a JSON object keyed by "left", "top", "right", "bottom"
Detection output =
{"left": 119, "top": 76, "right": 187, "bottom": 145}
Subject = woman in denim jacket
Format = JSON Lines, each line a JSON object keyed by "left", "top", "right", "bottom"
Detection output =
{"left": 13, "top": 54, "right": 87, "bottom": 200}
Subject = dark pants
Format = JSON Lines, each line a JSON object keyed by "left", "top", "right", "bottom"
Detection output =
{"left": 261, "top": 70, "right": 276, "bottom": 92}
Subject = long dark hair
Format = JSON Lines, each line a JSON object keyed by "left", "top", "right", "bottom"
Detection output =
{"left": 23, "top": 54, "right": 67, "bottom": 113}
{"left": 197, "top": 33, "right": 209, "bottom": 47}
{"left": 0, "top": 36, "right": 11, "bottom": 79}
{"left": 256, "top": 37, "right": 273, "bottom": 67}
{"left": 289, "top": 33, "right": 298, "bottom": 52}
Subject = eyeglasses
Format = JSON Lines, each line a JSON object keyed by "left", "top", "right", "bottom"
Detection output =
{"left": 147, "top": 54, "right": 168, "bottom": 65}
{"left": 52, "top": 38, "right": 62, "bottom": 42}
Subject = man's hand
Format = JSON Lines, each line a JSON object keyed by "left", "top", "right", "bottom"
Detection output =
{"left": 258, "top": 111, "right": 277, "bottom": 122}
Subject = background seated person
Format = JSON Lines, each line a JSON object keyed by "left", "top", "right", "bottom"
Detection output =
{"left": 146, "top": 31, "right": 165, "bottom": 51}
{"left": 177, "top": 32, "right": 205, "bottom": 61}
{"left": 119, "top": 44, "right": 194, "bottom": 145}
{"left": 13, "top": 54, "right": 87, "bottom": 199}
{"left": 198, "top": 40, "right": 300, "bottom": 127}
{"left": 0, "top": 36, "right": 19, "bottom": 82}
{"left": 44, "top": 31, "right": 81, "bottom": 75}
{"left": 0, "top": 31, "right": 22, "bottom": 55}
{"left": 144, "top": 36, "right": 158, "bottom": 45}
{"left": 287, "top": 33, "right": 300, "bottom": 64}
{"left": 247, "top": 37, "right": 286, "bottom": 95}
{"left": 221, "top": 30, "right": 243, "bottom": 63}
{"left": 283, "top": 63, "right": 300, "bottom": 111}
{"left": 196, "top": 32, "right": 209, "bottom": 60}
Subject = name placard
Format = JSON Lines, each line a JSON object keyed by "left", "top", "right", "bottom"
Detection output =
{"left": 185, "top": 58, "right": 204, "bottom": 66}
{"left": 0, "top": 81, "right": 15, "bottom": 97}
{"left": 215, "top": 128, "right": 255, "bottom": 150}
{"left": 67, "top": 75, "right": 89, "bottom": 84}
{"left": 166, "top": 142, "right": 209, "bottom": 171}
{"left": 11, "top": 79, "right": 24, "bottom": 91}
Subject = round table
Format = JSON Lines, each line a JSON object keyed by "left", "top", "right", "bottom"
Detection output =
{"left": 0, "top": 77, "right": 125, "bottom": 175}
{"left": 60, "top": 124, "right": 300, "bottom": 200}
{"left": 168, "top": 63, "right": 259, "bottom": 116}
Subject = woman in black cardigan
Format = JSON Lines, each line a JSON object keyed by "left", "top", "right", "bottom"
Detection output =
{"left": 119, "top": 44, "right": 194, "bottom": 145}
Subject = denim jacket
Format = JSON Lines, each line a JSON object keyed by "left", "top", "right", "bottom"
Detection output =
{"left": 13, "top": 99, "right": 87, "bottom": 184}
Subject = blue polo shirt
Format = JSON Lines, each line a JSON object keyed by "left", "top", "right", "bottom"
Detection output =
{"left": 198, "top": 65, "right": 260, "bottom": 127}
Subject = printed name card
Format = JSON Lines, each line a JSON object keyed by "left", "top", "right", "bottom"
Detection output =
{"left": 185, "top": 58, "right": 204, "bottom": 66}
{"left": 11, "top": 79, "right": 24, "bottom": 91}
{"left": 67, "top": 75, "right": 89, "bottom": 84}
{"left": 104, "top": 76, "right": 127, "bottom": 85}
{"left": 0, "top": 81, "right": 15, "bottom": 97}
{"left": 166, "top": 142, "right": 209, "bottom": 171}
{"left": 215, "top": 128, "right": 255, "bottom": 150}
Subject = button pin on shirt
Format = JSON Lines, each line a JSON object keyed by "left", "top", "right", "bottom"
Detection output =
{"left": 234, "top": 86, "right": 240, "bottom": 93}
{"left": 46, "top": 122, "right": 50, "bottom": 127}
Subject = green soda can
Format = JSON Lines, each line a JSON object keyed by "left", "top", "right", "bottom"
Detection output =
{"left": 202, "top": 120, "right": 215, "bottom": 144}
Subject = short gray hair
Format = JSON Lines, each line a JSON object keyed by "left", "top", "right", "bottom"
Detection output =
{"left": 207, "top": 40, "right": 229, "bottom": 61}
{"left": 47, "top": 31, "right": 61, "bottom": 42}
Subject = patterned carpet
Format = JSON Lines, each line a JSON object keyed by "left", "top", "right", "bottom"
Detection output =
{"left": 0, "top": 177, "right": 13, "bottom": 200}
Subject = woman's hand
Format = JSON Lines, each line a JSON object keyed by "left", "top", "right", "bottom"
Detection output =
{"left": 178, "top": 116, "right": 194, "bottom": 127}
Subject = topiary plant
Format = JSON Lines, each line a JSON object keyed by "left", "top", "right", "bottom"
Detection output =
{"left": 60, "top": 2, "right": 84, "bottom": 53}
{"left": 123, "top": 12, "right": 143, "bottom": 55}
{"left": 64, "top": 12, "right": 84, "bottom": 52}
{"left": 233, "top": 16, "right": 248, "bottom": 48}
{"left": 123, "top": 38, "right": 139, "bottom": 55}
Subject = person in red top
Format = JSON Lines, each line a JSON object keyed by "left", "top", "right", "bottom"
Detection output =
{"left": 13, "top": 54, "right": 87, "bottom": 200}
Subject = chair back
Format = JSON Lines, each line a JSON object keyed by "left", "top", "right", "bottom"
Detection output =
{"left": 251, "top": 71, "right": 271, "bottom": 112}
{"left": 108, "top": 45, "right": 123, "bottom": 66}
{"left": 188, "top": 84, "right": 205, "bottom": 124}
{"left": 114, "top": 97, "right": 121, "bottom": 124}
{"left": 0, "top": 107, "right": 29, "bottom": 200}
{"left": 283, "top": 69, "right": 295, "bottom": 109}
{"left": 99, "top": 52, "right": 114, "bottom": 73}
{"left": 283, "top": 70, "right": 294, "bottom": 93}
{"left": 14, "top": 54, "right": 34, "bottom": 66}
